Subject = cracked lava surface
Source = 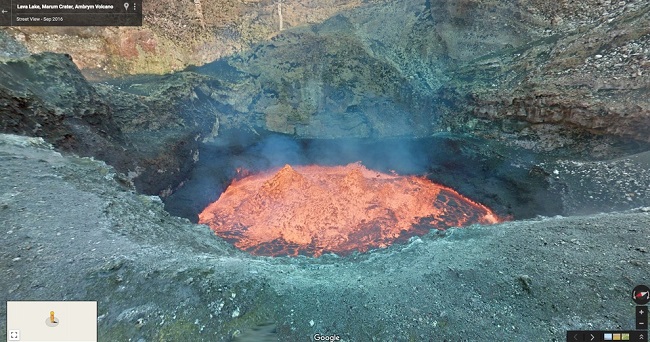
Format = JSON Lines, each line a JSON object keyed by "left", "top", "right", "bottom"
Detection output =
{"left": 199, "top": 163, "right": 501, "bottom": 257}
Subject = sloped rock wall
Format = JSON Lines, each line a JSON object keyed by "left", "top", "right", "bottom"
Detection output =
{"left": 0, "top": 53, "right": 219, "bottom": 196}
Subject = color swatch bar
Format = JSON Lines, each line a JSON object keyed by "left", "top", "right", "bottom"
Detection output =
{"left": 604, "top": 332, "right": 630, "bottom": 340}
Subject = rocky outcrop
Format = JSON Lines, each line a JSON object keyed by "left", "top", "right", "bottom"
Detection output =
{"left": 225, "top": 29, "right": 433, "bottom": 138}
{"left": 452, "top": 2, "right": 650, "bottom": 154}
{"left": 0, "top": 53, "right": 220, "bottom": 196}
{"left": 188, "top": 0, "right": 649, "bottom": 154}
{"left": 173, "top": 0, "right": 549, "bottom": 139}
{"left": 0, "top": 53, "right": 127, "bottom": 164}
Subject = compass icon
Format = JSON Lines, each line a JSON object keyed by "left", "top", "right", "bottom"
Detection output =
{"left": 633, "top": 285, "right": 650, "bottom": 305}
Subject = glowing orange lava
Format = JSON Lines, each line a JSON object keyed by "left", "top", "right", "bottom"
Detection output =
{"left": 199, "top": 163, "right": 501, "bottom": 257}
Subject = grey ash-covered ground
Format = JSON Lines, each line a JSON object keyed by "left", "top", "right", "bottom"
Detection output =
{"left": 1, "top": 134, "right": 648, "bottom": 341}
{"left": 546, "top": 152, "right": 650, "bottom": 215}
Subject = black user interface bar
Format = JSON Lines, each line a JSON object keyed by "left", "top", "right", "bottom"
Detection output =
{"left": 639, "top": 306, "right": 649, "bottom": 330}
{"left": 567, "top": 331, "right": 646, "bottom": 341}
{"left": 0, "top": 0, "right": 142, "bottom": 26}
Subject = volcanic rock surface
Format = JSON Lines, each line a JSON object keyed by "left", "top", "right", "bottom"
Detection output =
{"left": 0, "top": 52, "right": 222, "bottom": 197}
{"left": 199, "top": 163, "right": 499, "bottom": 256}
{"left": 1, "top": 0, "right": 649, "bottom": 202}
{"left": 2, "top": 0, "right": 648, "bottom": 155}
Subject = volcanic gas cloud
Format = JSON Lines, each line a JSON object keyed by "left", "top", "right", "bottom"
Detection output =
{"left": 199, "top": 163, "right": 500, "bottom": 257}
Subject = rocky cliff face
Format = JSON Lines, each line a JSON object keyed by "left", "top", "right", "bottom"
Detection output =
{"left": 0, "top": 53, "right": 126, "bottom": 164}
{"left": 1, "top": 0, "right": 648, "bottom": 198}
{"left": 176, "top": 0, "right": 649, "bottom": 155}
{"left": 454, "top": 2, "right": 650, "bottom": 154}
{"left": 3, "top": 0, "right": 368, "bottom": 77}
{"left": 0, "top": 53, "right": 219, "bottom": 196}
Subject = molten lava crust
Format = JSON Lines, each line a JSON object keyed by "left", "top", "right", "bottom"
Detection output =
{"left": 199, "top": 163, "right": 500, "bottom": 257}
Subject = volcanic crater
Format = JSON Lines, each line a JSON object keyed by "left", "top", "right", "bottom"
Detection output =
{"left": 2, "top": 0, "right": 650, "bottom": 339}
{"left": 163, "top": 134, "right": 563, "bottom": 257}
